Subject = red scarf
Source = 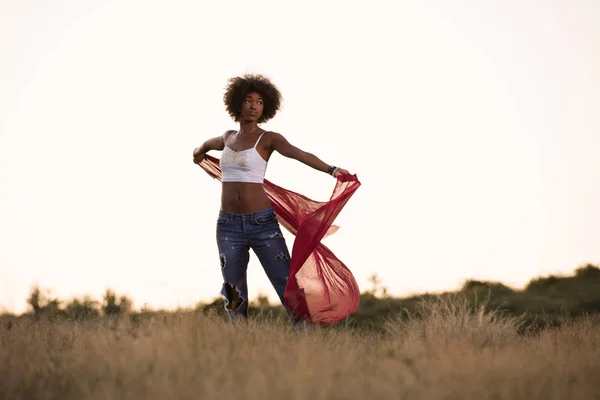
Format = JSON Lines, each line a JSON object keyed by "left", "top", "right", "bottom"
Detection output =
{"left": 199, "top": 154, "right": 361, "bottom": 324}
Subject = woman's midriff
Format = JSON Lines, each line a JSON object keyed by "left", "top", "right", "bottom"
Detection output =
{"left": 221, "top": 182, "right": 272, "bottom": 213}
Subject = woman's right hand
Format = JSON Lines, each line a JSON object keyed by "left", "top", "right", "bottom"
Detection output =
{"left": 333, "top": 167, "right": 349, "bottom": 177}
{"left": 193, "top": 147, "right": 205, "bottom": 165}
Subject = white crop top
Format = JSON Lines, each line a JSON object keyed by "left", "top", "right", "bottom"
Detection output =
{"left": 221, "top": 131, "right": 268, "bottom": 183}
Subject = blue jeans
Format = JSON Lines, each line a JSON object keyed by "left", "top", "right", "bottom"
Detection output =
{"left": 216, "top": 207, "right": 303, "bottom": 327}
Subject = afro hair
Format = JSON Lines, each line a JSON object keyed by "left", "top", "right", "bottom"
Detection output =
{"left": 223, "top": 74, "right": 282, "bottom": 123}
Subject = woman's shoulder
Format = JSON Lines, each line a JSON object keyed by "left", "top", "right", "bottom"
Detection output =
{"left": 222, "top": 129, "right": 237, "bottom": 141}
{"left": 261, "top": 130, "right": 284, "bottom": 145}
{"left": 263, "top": 130, "right": 284, "bottom": 139}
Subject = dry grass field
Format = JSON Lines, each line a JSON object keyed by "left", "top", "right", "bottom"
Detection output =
{"left": 1, "top": 296, "right": 599, "bottom": 400}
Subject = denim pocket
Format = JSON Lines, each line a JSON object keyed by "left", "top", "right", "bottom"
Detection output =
{"left": 255, "top": 211, "right": 277, "bottom": 225}
{"left": 217, "top": 217, "right": 229, "bottom": 227}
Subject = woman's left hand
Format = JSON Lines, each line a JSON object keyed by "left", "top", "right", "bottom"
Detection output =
{"left": 333, "top": 168, "right": 349, "bottom": 177}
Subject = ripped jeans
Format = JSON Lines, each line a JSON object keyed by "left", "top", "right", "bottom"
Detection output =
{"left": 216, "top": 207, "right": 303, "bottom": 327}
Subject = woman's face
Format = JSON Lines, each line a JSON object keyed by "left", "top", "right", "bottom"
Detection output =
{"left": 240, "top": 92, "right": 264, "bottom": 122}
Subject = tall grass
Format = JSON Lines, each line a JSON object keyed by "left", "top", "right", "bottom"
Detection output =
{"left": 383, "top": 294, "right": 524, "bottom": 347}
{"left": 1, "top": 296, "right": 599, "bottom": 399}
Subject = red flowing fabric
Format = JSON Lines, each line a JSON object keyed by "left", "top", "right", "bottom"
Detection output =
{"left": 199, "top": 154, "right": 361, "bottom": 324}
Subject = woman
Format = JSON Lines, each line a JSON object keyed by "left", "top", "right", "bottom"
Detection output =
{"left": 192, "top": 74, "right": 349, "bottom": 328}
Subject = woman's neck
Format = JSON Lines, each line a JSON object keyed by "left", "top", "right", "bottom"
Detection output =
{"left": 239, "top": 121, "right": 260, "bottom": 135}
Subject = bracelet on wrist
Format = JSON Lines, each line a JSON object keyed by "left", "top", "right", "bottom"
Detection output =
{"left": 327, "top": 165, "right": 337, "bottom": 175}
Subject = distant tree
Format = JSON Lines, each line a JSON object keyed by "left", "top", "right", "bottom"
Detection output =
{"left": 367, "top": 273, "right": 388, "bottom": 298}
{"left": 27, "top": 287, "right": 43, "bottom": 315}
{"left": 574, "top": 264, "right": 600, "bottom": 279}
{"left": 102, "top": 289, "right": 132, "bottom": 316}
{"left": 251, "top": 292, "right": 270, "bottom": 308}
{"left": 26, "top": 286, "right": 63, "bottom": 321}
{"left": 525, "top": 275, "right": 561, "bottom": 292}
{"left": 65, "top": 296, "right": 100, "bottom": 320}
{"left": 461, "top": 280, "right": 514, "bottom": 295}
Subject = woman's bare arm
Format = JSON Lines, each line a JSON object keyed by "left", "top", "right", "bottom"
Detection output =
{"left": 193, "top": 131, "right": 232, "bottom": 164}
{"left": 269, "top": 132, "right": 349, "bottom": 177}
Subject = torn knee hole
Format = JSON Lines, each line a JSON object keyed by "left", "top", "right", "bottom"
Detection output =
{"left": 223, "top": 283, "right": 244, "bottom": 311}
{"left": 220, "top": 254, "right": 226, "bottom": 270}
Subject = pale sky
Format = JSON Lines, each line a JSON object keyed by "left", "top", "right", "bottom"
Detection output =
{"left": 1, "top": 0, "right": 599, "bottom": 315}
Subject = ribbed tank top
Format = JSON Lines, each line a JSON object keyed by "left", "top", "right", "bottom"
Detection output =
{"left": 220, "top": 131, "right": 268, "bottom": 183}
